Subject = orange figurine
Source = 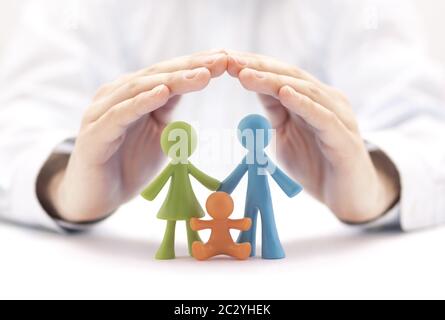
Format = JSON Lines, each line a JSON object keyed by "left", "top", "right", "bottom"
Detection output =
{"left": 190, "top": 192, "right": 252, "bottom": 261}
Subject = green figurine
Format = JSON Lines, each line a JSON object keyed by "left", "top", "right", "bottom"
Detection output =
{"left": 141, "top": 121, "right": 221, "bottom": 260}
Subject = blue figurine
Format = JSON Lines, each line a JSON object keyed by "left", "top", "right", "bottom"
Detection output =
{"left": 219, "top": 114, "right": 303, "bottom": 259}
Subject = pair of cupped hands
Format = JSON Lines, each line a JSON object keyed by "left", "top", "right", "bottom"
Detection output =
{"left": 41, "top": 49, "right": 400, "bottom": 225}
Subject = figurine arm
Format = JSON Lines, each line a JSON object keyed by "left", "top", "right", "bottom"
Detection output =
{"left": 188, "top": 163, "right": 221, "bottom": 191}
{"left": 190, "top": 218, "right": 213, "bottom": 231}
{"left": 218, "top": 158, "right": 248, "bottom": 194}
{"left": 228, "top": 218, "right": 252, "bottom": 231}
{"left": 267, "top": 157, "right": 303, "bottom": 198}
{"left": 140, "top": 164, "right": 174, "bottom": 201}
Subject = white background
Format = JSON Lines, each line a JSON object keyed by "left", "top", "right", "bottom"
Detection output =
{"left": 0, "top": 0, "right": 444, "bottom": 64}
{"left": 2, "top": 184, "right": 445, "bottom": 300}
{"left": 1, "top": 1, "right": 445, "bottom": 300}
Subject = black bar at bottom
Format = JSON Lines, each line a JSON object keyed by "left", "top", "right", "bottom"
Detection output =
{"left": 145, "top": 301, "right": 290, "bottom": 319}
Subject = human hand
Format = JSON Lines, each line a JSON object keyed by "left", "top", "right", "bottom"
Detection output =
{"left": 227, "top": 51, "right": 400, "bottom": 223}
{"left": 40, "top": 51, "right": 228, "bottom": 223}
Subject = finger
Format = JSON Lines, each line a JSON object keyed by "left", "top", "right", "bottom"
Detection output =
{"left": 239, "top": 68, "right": 335, "bottom": 111}
{"left": 259, "top": 94, "right": 290, "bottom": 129}
{"left": 227, "top": 51, "right": 323, "bottom": 86}
{"left": 112, "top": 67, "right": 211, "bottom": 103}
{"left": 85, "top": 67, "right": 211, "bottom": 123}
{"left": 151, "top": 95, "right": 181, "bottom": 126}
{"left": 137, "top": 51, "right": 227, "bottom": 78}
{"left": 93, "top": 85, "right": 171, "bottom": 143}
{"left": 96, "top": 50, "right": 227, "bottom": 98}
{"left": 278, "top": 86, "right": 348, "bottom": 147}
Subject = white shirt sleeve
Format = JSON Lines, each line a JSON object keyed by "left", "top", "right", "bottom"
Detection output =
{"left": 326, "top": 0, "right": 445, "bottom": 231}
{"left": 0, "top": 0, "right": 125, "bottom": 231}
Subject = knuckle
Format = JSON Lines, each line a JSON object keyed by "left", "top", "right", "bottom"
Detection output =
{"left": 257, "top": 59, "right": 266, "bottom": 70}
{"left": 345, "top": 115, "right": 360, "bottom": 132}
{"left": 107, "top": 107, "right": 121, "bottom": 123}
{"left": 307, "top": 84, "right": 321, "bottom": 97}
{"left": 94, "top": 83, "right": 111, "bottom": 98}
{"left": 324, "top": 111, "right": 339, "bottom": 127}
{"left": 277, "top": 74, "right": 287, "bottom": 84}
{"left": 300, "top": 95, "right": 312, "bottom": 106}
{"left": 81, "top": 113, "right": 94, "bottom": 126}
{"left": 291, "top": 66, "right": 303, "bottom": 78}
{"left": 132, "top": 94, "right": 147, "bottom": 108}
{"left": 125, "top": 79, "right": 140, "bottom": 94}
{"left": 241, "top": 68, "right": 254, "bottom": 80}
{"left": 81, "top": 106, "right": 98, "bottom": 125}
{"left": 186, "top": 55, "right": 196, "bottom": 66}
{"left": 328, "top": 86, "right": 349, "bottom": 103}
{"left": 144, "top": 64, "right": 158, "bottom": 75}
{"left": 163, "top": 72, "right": 175, "bottom": 84}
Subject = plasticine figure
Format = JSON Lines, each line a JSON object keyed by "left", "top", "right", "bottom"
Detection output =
{"left": 190, "top": 192, "right": 252, "bottom": 261}
{"left": 219, "top": 114, "right": 303, "bottom": 260}
{"left": 141, "top": 121, "right": 221, "bottom": 260}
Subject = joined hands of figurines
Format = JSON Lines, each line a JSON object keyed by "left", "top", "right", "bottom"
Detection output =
{"left": 141, "top": 122, "right": 220, "bottom": 260}
{"left": 191, "top": 192, "right": 252, "bottom": 261}
{"left": 43, "top": 49, "right": 399, "bottom": 247}
{"left": 43, "top": 50, "right": 227, "bottom": 223}
{"left": 143, "top": 116, "right": 301, "bottom": 261}
{"left": 219, "top": 115, "right": 303, "bottom": 259}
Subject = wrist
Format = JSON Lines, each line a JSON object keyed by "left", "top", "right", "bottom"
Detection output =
{"left": 331, "top": 150, "right": 400, "bottom": 224}
{"left": 52, "top": 154, "right": 122, "bottom": 223}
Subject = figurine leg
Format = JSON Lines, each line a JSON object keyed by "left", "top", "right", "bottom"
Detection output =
{"left": 192, "top": 242, "right": 216, "bottom": 261}
{"left": 226, "top": 243, "right": 252, "bottom": 260}
{"left": 186, "top": 220, "right": 202, "bottom": 257}
{"left": 155, "top": 221, "right": 176, "bottom": 260}
{"left": 260, "top": 202, "right": 285, "bottom": 259}
{"left": 237, "top": 204, "right": 258, "bottom": 257}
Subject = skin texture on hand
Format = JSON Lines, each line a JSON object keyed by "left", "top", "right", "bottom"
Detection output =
{"left": 39, "top": 49, "right": 401, "bottom": 224}
{"left": 226, "top": 50, "right": 400, "bottom": 223}
{"left": 42, "top": 50, "right": 228, "bottom": 223}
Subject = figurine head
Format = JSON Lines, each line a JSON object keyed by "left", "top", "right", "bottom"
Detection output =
{"left": 161, "top": 121, "right": 197, "bottom": 163}
{"left": 237, "top": 114, "right": 272, "bottom": 151}
{"left": 206, "top": 192, "right": 234, "bottom": 220}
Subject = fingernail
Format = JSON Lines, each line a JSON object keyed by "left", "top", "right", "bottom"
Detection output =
{"left": 184, "top": 69, "right": 201, "bottom": 79}
{"left": 284, "top": 86, "right": 294, "bottom": 94}
{"left": 235, "top": 56, "right": 247, "bottom": 66}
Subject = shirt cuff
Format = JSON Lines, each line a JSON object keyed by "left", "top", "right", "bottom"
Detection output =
{"left": 363, "top": 129, "right": 443, "bottom": 231}
{"left": 353, "top": 203, "right": 401, "bottom": 230}
{"left": 9, "top": 131, "right": 99, "bottom": 232}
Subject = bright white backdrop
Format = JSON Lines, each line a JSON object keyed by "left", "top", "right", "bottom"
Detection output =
{"left": 1, "top": 1, "right": 445, "bottom": 300}
{"left": 0, "top": 0, "right": 444, "bottom": 64}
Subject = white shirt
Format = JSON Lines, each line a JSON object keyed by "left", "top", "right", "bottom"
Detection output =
{"left": 0, "top": 0, "right": 444, "bottom": 232}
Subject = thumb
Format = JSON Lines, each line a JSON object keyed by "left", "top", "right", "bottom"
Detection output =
{"left": 151, "top": 95, "right": 181, "bottom": 125}
{"left": 259, "top": 94, "right": 289, "bottom": 129}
